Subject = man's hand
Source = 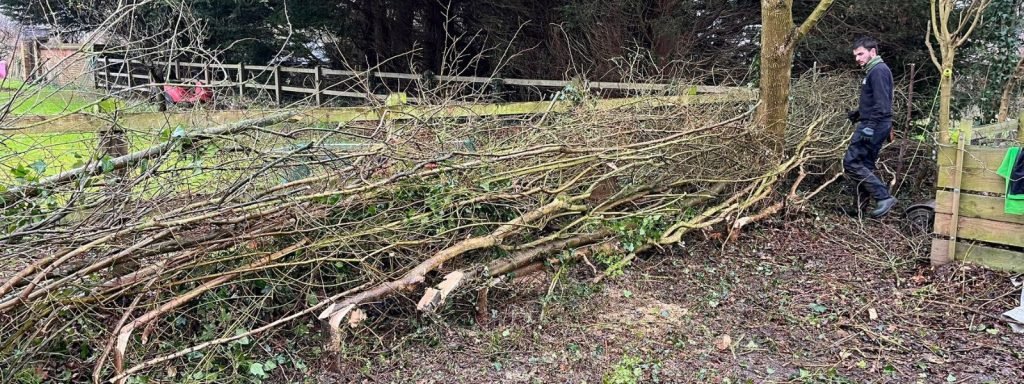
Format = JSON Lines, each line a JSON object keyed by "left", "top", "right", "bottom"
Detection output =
{"left": 847, "top": 110, "right": 860, "bottom": 124}
{"left": 889, "top": 129, "right": 895, "bottom": 143}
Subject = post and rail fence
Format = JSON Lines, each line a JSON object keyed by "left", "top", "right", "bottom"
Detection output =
{"left": 92, "top": 57, "right": 751, "bottom": 106}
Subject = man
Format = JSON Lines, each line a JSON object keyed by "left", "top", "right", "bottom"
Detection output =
{"left": 845, "top": 36, "right": 895, "bottom": 218}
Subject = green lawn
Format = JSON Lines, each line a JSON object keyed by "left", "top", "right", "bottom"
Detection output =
{"left": 1, "top": 130, "right": 250, "bottom": 194}
{"left": 0, "top": 79, "right": 114, "bottom": 116}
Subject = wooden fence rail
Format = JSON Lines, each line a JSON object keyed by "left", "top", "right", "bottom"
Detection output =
{"left": 93, "top": 57, "right": 748, "bottom": 106}
{"left": 931, "top": 111, "right": 1024, "bottom": 272}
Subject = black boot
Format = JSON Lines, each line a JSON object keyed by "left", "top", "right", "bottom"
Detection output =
{"left": 870, "top": 197, "right": 896, "bottom": 218}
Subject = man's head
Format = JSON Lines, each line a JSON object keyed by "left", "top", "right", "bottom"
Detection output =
{"left": 852, "top": 36, "right": 879, "bottom": 67}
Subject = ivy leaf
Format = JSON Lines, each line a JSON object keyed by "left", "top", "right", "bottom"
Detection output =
{"left": 11, "top": 164, "right": 30, "bottom": 179}
{"left": 29, "top": 160, "right": 47, "bottom": 175}
{"left": 248, "top": 362, "right": 267, "bottom": 378}
{"left": 100, "top": 156, "right": 115, "bottom": 174}
{"left": 809, "top": 303, "right": 827, "bottom": 314}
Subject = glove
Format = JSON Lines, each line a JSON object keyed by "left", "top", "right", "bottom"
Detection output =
{"left": 846, "top": 110, "right": 861, "bottom": 124}
{"left": 859, "top": 126, "right": 875, "bottom": 142}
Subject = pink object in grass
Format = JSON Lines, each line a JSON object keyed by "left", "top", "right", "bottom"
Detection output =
{"left": 163, "top": 81, "right": 212, "bottom": 103}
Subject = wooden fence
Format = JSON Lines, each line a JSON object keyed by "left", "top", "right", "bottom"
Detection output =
{"left": 931, "top": 111, "right": 1024, "bottom": 272}
{"left": 92, "top": 57, "right": 748, "bottom": 106}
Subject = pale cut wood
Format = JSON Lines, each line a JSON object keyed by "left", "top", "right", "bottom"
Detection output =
{"left": 947, "top": 121, "right": 970, "bottom": 263}
{"left": 931, "top": 239, "right": 1024, "bottom": 272}
{"left": 937, "top": 145, "right": 1005, "bottom": 169}
{"left": 934, "top": 213, "right": 1024, "bottom": 248}
{"left": 934, "top": 190, "right": 1024, "bottom": 225}
{"left": 937, "top": 166, "right": 1005, "bottom": 194}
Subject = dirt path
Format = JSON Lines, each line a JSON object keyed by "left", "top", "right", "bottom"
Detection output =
{"left": 322, "top": 214, "right": 1023, "bottom": 383}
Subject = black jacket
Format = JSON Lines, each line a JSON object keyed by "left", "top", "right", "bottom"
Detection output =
{"left": 858, "top": 60, "right": 894, "bottom": 125}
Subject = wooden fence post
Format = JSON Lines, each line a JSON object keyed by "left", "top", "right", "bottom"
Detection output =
{"left": 946, "top": 119, "right": 972, "bottom": 264}
{"left": 274, "top": 65, "right": 282, "bottom": 106}
{"left": 92, "top": 55, "right": 99, "bottom": 90}
{"left": 103, "top": 57, "right": 111, "bottom": 92}
{"left": 314, "top": 65, "right": 323, "bottom": 106}
{"left": 175, "top": 60, "right": 181, "bottom": 81}
{"left": 238, "top": 62, "right": 246, "bottom": 98}
{"left": 125, "top": 59, "right": 133, "bottom": 89}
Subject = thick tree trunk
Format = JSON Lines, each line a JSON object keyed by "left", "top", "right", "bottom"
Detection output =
{"left": 422, "top": 1, "right": 446, "bottom": 73}
{"left": 758, "top": 0, "right": 795, "bottom": 153}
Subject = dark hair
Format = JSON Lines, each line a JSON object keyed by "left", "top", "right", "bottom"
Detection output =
{"left": 852, "top": 36, "right": 879, "bottom": 51}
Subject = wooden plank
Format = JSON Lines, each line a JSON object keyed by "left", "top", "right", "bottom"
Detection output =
{"left": 934, "top": 213, "right": 1024, "bottom": 248}
{"left": 502, "top": 78, "right": 569, "bottom": 87}
{"left": 374, "top": 71, "right": 420, "bottom": 80}
{"left": 320, "top": 68, "right": 360, "bottom": 76}
{"left": 281, "top": 85, "right": 316, "bottom": 94}
{"left": 937, "top": 145, "right": 1006, "bottom": 169}
{"left": 435, "top": 74, "right": 491, "bottom": 83}
{"left": 937, "top": 165, "right": 1005, "bottom": 194}
{"left": 972, "top": 119, "right": 1018, "bottom": 140}
{"left": 973, "top": 119, "right": 1018, "bottom": 133}
{"left": 245, "top": 83, "right": 277, "bottom": 91}
{"left": 245, "top": 64, "right": 273, "bottom": 71}
{"left": 321, "top": 90, "right": 369, "bottom": 98}
{"left": 281, "top": 67, "right": 317, "bottom": 74}
{"left": 946, "top": 121, "right": 970, "bottom": 262}
{"left": 935, "top": 190, "right": 1024, "bottom": 224}
{"left": 931, "top": 239, "right": 1024, "bottom": 272}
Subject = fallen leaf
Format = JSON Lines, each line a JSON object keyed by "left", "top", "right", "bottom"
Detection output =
{"left": 715, "top": 334, "right": 732, "bottom": 351}
{"left": 924, "top": 354, "right": 945, "bottom": 365}
{"left": 348, "top": 308, "right": 367, "bottom": 328}
{"left": 868, "top": 308, "right": 878, "bottom": 321}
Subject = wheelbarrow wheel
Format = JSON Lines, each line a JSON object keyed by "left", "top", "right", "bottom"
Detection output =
{"left": 905, "top": 204, "right": 934, "bottom": 236}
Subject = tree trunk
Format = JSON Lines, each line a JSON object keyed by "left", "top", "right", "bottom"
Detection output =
{"left": 422, "top": 1, "right": 446, "bottom": 73}
{"left": 758, "top": 0, "right": 795, "bottom": 153}
{"left": 937, "top": 61, "right": 954, "bottom": 142}
{"left": 995, "top": 55, "right": 1024, "bottom": 122}
{"left": 649, "top": 0, "right": 680, "bottom": 67}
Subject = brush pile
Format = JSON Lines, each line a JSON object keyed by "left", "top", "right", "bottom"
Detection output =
{"left": 0, "top": 74, "right": 855, "bottom": 382}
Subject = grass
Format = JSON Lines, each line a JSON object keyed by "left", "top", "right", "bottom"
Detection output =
{"left": 0, "top": 79, "right": 109, "bottom": 116}
{"left": 1, "top": 132, "right": 99, "bottom": 182}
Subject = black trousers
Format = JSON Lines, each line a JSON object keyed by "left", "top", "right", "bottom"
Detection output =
{"left": 843, "top": 121, "right": 892, "bottom": 202}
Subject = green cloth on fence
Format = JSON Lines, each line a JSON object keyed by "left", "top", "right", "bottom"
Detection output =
{"left": 996, "top": 146, "right": 1024, "bottom": 215}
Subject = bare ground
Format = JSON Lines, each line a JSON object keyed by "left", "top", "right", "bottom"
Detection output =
{"left": 317, "top": 209, "right": 1023, "bottom": 383}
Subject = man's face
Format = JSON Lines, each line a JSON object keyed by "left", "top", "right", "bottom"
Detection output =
{"left": 853, "top": 47, "right": 876, "bottom": 67}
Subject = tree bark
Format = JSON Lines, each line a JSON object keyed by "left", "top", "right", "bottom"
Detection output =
{"left": 928, "top": 0, "right": 991, "bottom": 142}
{"left": 759, "top": 0, "right": 796, "bottom": 152}
{"left": 996, "top": 55, "right": 1024, "bottom": 122}
{"left": 757, "top": 0, "right": 833, "bottom": 153}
